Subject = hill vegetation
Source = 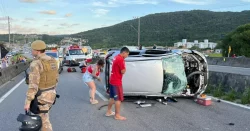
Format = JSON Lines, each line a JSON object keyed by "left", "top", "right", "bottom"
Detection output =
{"left": 220, "top": 23, "right": 250, "bottom": 57}
{"left": 1, "top": 10, "right": 250, "bottom": 50}
{"left": 72, "top": 10, "right": 250, "bottom": 48}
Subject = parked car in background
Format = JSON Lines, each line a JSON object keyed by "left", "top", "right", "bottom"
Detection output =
{"left": 45, "top": 50, "right": 63, "bottom": 74}
{"left": 98, "top": 52, "right": 106, "bottom": 58}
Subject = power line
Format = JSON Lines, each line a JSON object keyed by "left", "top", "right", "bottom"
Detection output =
{"left": 0, "top": 0, "right": 6, "bottom": 16}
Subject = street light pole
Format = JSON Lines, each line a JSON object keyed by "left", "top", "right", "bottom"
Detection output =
{"left": 137, "top": 17, "right": 140, "bottom": 47}
{"left": 8, "top": 16, "right": 10, "bottom": 48}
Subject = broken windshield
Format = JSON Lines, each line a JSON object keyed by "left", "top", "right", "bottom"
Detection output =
{"left": 162, "top": 55, "right": 187, "bottom": 95}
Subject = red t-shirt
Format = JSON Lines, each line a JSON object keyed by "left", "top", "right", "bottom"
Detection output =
{"left": 109, "top": 54, "right": 126, "bottom": 86}
{"left": 87, "top": 65, "right": 100, "bottom": 76}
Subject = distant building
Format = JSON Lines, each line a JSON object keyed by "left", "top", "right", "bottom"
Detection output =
{"left": 174, "top": 39, "right": 217, "bottom": 49}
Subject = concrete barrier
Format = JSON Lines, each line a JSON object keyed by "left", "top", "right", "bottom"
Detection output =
{"left": 207, "top": 57, "right": 250, "bottom": 68}
{"left": 0, "top": 61, "right": 31, "bottom": 86}
{"left": 208, "top": 71, "right": 250, "bottom": 94}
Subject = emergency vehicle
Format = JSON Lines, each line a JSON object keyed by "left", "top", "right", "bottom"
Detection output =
{"left": 62, "top": 44, "right": 88, "bottom": 66}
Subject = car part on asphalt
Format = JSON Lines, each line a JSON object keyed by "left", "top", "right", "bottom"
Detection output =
{"left": 138, "top": 103, "right": 153, "bottom": 108}
{"left": 134, "top": 100, "right": 146, "bottom": 104}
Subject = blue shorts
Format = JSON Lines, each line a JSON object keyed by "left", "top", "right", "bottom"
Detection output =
{"left": 82, "top": 72, "right": 94, "bottom": 83}
{"left": 109, "top": 84, "right": 124, "bottom": 101}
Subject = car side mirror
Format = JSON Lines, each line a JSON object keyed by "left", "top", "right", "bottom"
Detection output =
{"left": 66, "top": 53, "right": 69, "bottom": 56}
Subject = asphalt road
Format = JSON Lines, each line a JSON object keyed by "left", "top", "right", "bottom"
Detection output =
{"left": 0, "top": 66, "right": 250, "bottom": 131}
{"left": 208, "top": 65, "right": 250, "bottom": 75}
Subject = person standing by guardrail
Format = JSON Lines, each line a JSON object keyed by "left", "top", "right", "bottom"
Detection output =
{"left": 105, "top": 47, "right": 129, "bottom": 121}
{"left": 23, "top": 40, "right": 59, "bottom": 131}
{"left": 1, "top": 57, "right": 7, "bottom": 69}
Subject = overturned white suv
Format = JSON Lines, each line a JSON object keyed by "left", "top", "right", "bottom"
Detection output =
{"left": 104, "top": 49, "right": 209, "bottom": 98}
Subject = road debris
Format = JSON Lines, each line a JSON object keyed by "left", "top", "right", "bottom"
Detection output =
{"left": 139, "top": 103, "right": 153, "bottom": 108}
{"left": 134, "top": 100, "right": 145, "bottom": 104}
{"left": 196, "top": 94, "right": 212, "bottom": 106}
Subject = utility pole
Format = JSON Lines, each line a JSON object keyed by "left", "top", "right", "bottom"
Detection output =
{"left": 13, "top": 34, "right": 14, "bottom": 45}
{"left": 132, "top": 16, "right": 141, "bottom": 47}
{"left": 0, "top": 44, "right": 1, "bottom": 59}
{"left": 8, "top": 16, "right": 10, "bottom": 48}
{"left": 138, "top": 17, "right": 140, "bottom": 47}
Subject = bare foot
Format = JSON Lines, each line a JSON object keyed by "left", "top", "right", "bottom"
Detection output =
{"left": 114, "top": 115, "right": 126, "bottom": 120}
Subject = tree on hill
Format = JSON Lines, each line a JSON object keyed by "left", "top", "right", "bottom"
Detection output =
{"left": 221, "top": 23, "right": 250, "bottom": 57}
{"left": 41, "top": 35, "right": 63, "bottom": 44}
{"left": 72, "top": 10, "right": 250, "bottom": 49}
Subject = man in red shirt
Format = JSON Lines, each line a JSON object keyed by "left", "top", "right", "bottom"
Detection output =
{"left": 105, "top": 47, "right": 129, "bottom": 120}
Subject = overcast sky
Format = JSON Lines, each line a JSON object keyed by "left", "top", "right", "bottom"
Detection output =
{"left": 0, "top": 0, "right": 250, "bottom": 35}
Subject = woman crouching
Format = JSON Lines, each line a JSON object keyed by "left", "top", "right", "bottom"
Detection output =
{"left": 82, "top": 59, "right": 105, "bottom": 104}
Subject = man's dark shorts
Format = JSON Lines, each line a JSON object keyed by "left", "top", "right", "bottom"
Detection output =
{"left": 109, "top": 84, "right": 124, "bottom": 101}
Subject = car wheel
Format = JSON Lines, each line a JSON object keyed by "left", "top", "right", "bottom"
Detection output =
{"left": 69, "top": 61, "right": 73, "bottom": 67}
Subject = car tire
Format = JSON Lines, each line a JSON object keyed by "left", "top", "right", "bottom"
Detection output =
{"left": 69, "top": 61, "right": 73, "bottom": 67}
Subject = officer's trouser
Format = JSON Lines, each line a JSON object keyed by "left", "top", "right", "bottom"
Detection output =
{"left": 36, "top": 87, "right": 56, "bottom": 131}
{"left": 39, "top": 112, "right": 52, "bottom": 131}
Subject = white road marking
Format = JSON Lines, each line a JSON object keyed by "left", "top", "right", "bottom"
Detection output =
{"left": 0, "top": 78, "right": 25, "bottom": 104}
{"left": 84, "top": 82, "right": 108, "bottom": 101}
{"left": 95, "top": 90, "right": 108, "bottom": 101}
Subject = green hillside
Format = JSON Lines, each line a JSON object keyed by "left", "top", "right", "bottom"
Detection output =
{"left": 72, "top": 10, "right": 250, "bottom": 48}
{"left": 1, "top": 10, "right": 250, "bottom": 49}
{"left": 0, "top": 34, "right": 63, "bottom": 45}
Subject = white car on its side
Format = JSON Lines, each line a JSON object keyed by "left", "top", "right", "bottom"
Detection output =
{"left": 104, "top": 48, "right": 209, "bottom": 98}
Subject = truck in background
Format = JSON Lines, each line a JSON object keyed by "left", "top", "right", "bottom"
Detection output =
{"left": 82, "top": 46, "right": 93, "bottom": 63}
{"left": 82, "top": 46, "right": 93, "bottom": 59}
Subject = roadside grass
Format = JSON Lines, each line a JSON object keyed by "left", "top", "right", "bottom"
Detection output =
{"left": 209, "top": 53, "right": 223, "bottom": 57}
{"left": 241, "top": 87, "right": 250, "bottom": 104}
{"left": 11, "top": 53, "right": 31, "bottom": 64}
{"left": 206, "top": 84, "right": 249, "bottom": 105}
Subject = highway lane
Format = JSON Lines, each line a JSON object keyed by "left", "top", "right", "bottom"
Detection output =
{"left": 0, "top": 66, "right": 250, "bottom": 131}
{"left": 208, "top": 65, "right": 250, "bottom": 75}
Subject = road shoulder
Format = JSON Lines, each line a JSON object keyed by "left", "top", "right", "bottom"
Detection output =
{"left": 0, "top": 72, "right": 26, "bottom": 98}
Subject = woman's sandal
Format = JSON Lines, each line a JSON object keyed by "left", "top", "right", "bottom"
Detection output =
{"left": 90, "top": 99, "right": 99, "bottom": 104}
{"left": 105, "top": 111, "right": 115, "bottom": 117}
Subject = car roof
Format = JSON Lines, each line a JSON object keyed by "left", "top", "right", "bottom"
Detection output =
{"left": 45, "top": 51, "right": 58, "bottom": 53}
{"left": 106, "top": 49, "right": 173, "bottom": 60}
